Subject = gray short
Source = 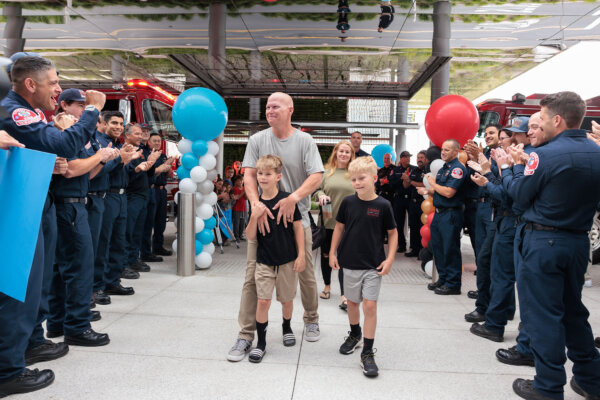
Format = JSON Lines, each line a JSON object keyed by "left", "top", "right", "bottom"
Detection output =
{"left": 343, "top": 268, "right": 382, "bottom": 303}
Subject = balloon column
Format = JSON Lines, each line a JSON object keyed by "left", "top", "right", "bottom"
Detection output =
{"left": 172, "top": 87, "right": 228, "bottom": 270}
{"left": 420, "top": 198, "right": 435, "bottom": 249}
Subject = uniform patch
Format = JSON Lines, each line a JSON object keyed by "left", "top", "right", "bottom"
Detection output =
{"left": 12, "top": 108, "right": 42, "bottom": 126}
{"left": 35, "top": 109, "right": 47, "bottom": 123}
{"left": 84, "top": 142, "right": 91, "bottom": 149}
{"left": 524, "top": 152, "right": 539, "bottom": 176}
{"left": 451, "top": 168, "right": 463, "bottom": 179}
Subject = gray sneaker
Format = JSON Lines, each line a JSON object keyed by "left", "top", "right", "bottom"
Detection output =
{"left": 227, "top": 338, "right": 251, "bottom": 362}
{"left": 304, "top": 323, "right": 321, "bottom": 342}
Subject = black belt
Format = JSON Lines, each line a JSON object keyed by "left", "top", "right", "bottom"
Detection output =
{"left": 55, "top": 197, "right": 87, "bottom": 205}
{"left": 525, "top": 222, "right": 587, "bottom": 235}
{"left": 109, "top": 188, "right": 126, "bottom": 195}
{"left": 479, "top": 197, "right": 489, "bottom": 203}
{"left": 435, "top": 206, "right": 462, "bottom": 213}
{"left": 88, "top": 191, "right": 106, "bottom": 199}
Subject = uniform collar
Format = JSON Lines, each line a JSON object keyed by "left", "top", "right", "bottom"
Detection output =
{"left": 7, "top": 90, "right": 34, "bottom": 109}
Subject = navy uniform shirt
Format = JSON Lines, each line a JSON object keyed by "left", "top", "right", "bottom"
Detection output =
{"left": 408, "top": 166, "right": 425, "bottom": 200}
{"left": 0, "top": 90, "right": 98, "bottom": 158}
{"left": 433, "top": 157, "right": 466, "bottom": 209}
{"left": 355, "top": 149, "right": 369, "bottom": 158}
{"left": 51, "top": 145, "right": 93, "bottom": 198}
{"left": 109, "top": 138, "right": 129, "bottom": 190}
{"left": 127, "top": 144, "right": 156, "bottom": 195}
{"left": 375, "top": 165, "right": 395, "bottom": 202}
{"left": 389, "top": 164, "right": 415, "bottom": 199}
{"left": 154, "top": 153, "right": 168, "bottom": 187}
{"left": 88, "top": 131, "right": 122, "bottom": 193}
{"left": 504, "top": 129, "right": 600, "bottom": 231}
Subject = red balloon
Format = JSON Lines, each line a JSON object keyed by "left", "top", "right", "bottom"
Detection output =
{"left": 424, "top": 95, "right": 479, "bottom": 148}
{"left": 420, "top": 224, "right": 431, "bottom": 243}
{"left": 427, "top": 211, "right": 435, "bottom": 225}
{"left": 421, "top": 237, "right": 429, "bottom": 248}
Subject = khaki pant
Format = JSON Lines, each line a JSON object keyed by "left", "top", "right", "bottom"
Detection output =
{"left": 586, "top": 245, "right": 592, "bottom": 281}
{"left": 237, "top": 227, "right": 319, "bottom": 341}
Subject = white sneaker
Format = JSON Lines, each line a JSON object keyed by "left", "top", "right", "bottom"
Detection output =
{"left": 227, "top": 338, "right": 251, "bottom": 362}
{"left": 304, "top": 323, "right": 321, "bottom": 342}
{"left": 584, "top": 279, "right": 592, "bottom": 288}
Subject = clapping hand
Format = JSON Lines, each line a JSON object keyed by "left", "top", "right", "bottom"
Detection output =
{"left": 53, "top": 113, "right": 77, "bottom": 131}
{"left": 467, "top": 160, "right": 483, "bottom": 174}
{"left": 147, "top": 149, "right": 161, "bottom": 164}
{"left": 470, "top": 172, "right": 488, "bottom": 187}
{"left": 492, "top": 147, "right": 512, "bottom": 168}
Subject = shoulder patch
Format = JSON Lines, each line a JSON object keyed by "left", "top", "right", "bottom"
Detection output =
{"left": 35, "top": 109, "right": 47, "bottom": 123}
{"left": 524, "top": 152, "right": 539, "bottom": 176}
{"left": 451, "top": 168, "right": 464, "bottom": 179}
{"left": 12, "top": 108, "right": 42, "bottom": 126}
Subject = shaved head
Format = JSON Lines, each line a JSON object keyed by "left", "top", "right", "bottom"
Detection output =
{"left": 268, "top": 92, "right": 294, "bottom": 108}
{"left": 266, "top": 91, "right": 295, "bottom": 134}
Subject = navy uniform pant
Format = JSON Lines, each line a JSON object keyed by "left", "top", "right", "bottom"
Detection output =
{"left": 141, "top": 189, "right": 156, "bottom": 257}
{"left": 484, "top": 215, "right": 517, "bottom": 334}
{"left": 393, "top": 196, "right": 409, "bottom": 250}
{"left": 474, "top": 203, "right": 494, "bottom": 314}
{"left": 517, "top": 228, "right": 600, "bottom": 399}
{"left": 87, "top": 194, "right": 105, "bottom": 292}
{"left": 47, "top": 202, "right": 93, "bottom": 336}
{"left": 28, "top": 198, "right": 57, "bottom": 349}
{"left": 463, "top": 199, "right": 478, "bottom": 256}
{"left": 430, "top": 208, "right": 463, "bottom": 289}
{"left": 152, "top": 188, "right": 168, "bottom": 251}
{"left": 126, "top": 193, "right": 148, "bottom": 265}
{"left": 0, "top": 227, "right": 44, "bottom": 383}
{"left": 96, "top": 192, "right": 127, "bottom": 289}
{"left": 408, "top": 198, "right": 423, "bottom": 253}
{"left": 513, "top": 223, "right": 533, "bottom": 358}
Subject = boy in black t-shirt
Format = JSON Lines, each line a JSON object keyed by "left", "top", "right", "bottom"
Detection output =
{"left": 329, "top": 156, "right": 397, "bottom": 377}
{"left": 246, "top": 155, "right": 305, "bottom": 363}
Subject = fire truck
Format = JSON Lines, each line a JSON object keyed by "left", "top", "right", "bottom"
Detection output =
{"left": 477, "top": 93, "right": 600, "bottom": 264}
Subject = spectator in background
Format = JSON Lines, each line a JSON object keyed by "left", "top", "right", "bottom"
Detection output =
{"left": 224, "top": 166, "right": 235, "bottom": 187}
{"left": 375, "top": 153, "right": 395, "bottom": 203}
{"left": 350, "top": 131, "right": 369, "bottom": 158}
{"left": 378, "top": 1, "right": 395, "bottom": 32}
{"left": 232, "top": 175, "right": 248, "bottom": 241}
{"left": 314, "top": 140, "right": 355, "bottom": 311}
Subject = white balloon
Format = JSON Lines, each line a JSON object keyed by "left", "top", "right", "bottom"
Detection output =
{"left": 199, "top": 154, "right": 217, "bottom": 170}
{"left": 195, "top": 252, "right": 212, "bottom": 269}
{"left": 204, "top": 191, "right": 218, "bottom": 206}
{"left": 423, "top": 173, "right": 432, "bottom": 189}
{"left": 195, "top": 217, "right": 205, "bottom": 233}
{"left": 198, "top": 180, "right": 214, "bottom": 195}
{"left": 190, "top": 166, "right": 207, "bottom": 183}
{"left": 177, "top": 138, "right": 192, "bottom": 155}
{"left": 179, "top": 178, "right": 196, "bottom": 193}
{"left": 424, "top": 260, "right": 433, "bottom": 278}
{"left": 430, "top": 159, "right": 444, "bottom": 176}
{"left": 195, "top": 192, "right": 204, "bottom": 203}
{"left": 196, "top": 203, "right": 213, "bottom": 219}
{"left": 174, "top": 191, "right": 180, "bottom": 204}
{"left": 172, "top": 239, "right": 178, "bottom": 254}
{"left": 207, "top": 141, "right": 219, "bottom": 156}
{"left": 206, "top": 169, "right": 218, "bottom": 181}
{"left": 204, "top": 242, "right": 215, "bottom": 255}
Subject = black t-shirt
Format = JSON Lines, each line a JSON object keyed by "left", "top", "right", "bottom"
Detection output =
{"left": 336, "top": 194, "right": 396, "bottom": 270}
{"left": 257, "top": 191, "right": 302, "bottom": 266}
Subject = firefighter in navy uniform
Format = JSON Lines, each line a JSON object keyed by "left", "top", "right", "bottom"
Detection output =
{"left": 501, "top": 92, "right": 600, "bottom": 400}
{"left": 148, "top": 132, "right": 174, "bottom": 256}
{"left": 0, "top": 56, "right": 103, "bottom": 397}
{"left": 96, "top": 111, "right": 140, "bottom": 297}
{"left": 423, "top": 139, "right": 466, "bottom": 295}
{"left": 389, "top": 151, "right": 414, "bottom": 253}
{"left": 375, "top": 152, "right": 395, "bottom": 203}
{"left": 403, "top": 150, "right": 427, "bottom": 257}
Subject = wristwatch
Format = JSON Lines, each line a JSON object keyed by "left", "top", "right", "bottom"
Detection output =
{"left": 500, "top": 163, "right": 510, "bottom": 170}
{"left": 85, "top": 105, "right": 97, "bottom": 112}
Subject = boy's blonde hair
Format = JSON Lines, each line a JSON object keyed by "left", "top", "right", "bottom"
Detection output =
{"left": 348, "top": 155, "right": 377, "bottom": 176}
{"left": 256, "top": 154, "right": 283, "bottom": 173}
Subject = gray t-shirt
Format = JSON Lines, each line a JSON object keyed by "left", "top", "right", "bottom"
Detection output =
{"left": 243, "top": 127, "right": 324, "bottom": 227}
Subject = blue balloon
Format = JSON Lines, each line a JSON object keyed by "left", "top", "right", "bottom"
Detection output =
{"left": 181, "top": 152, "right": 198, "bottom": 170}
{"left": 176, "top": 165, "right": 190, "bottom": 180}
{"left": 198, "top": 228, "right": 214, "bottom": 245}
{"left": 204, "top": 216, "right": 217, "bottom": 230}
{"left": 371, "top": 144, "right": 396, "bottom": 168}
{"left": 173, "top": 87, "right": 228, "bottom": 142}
{"left": 194, "top": 240, "right": 204, "bottom": 255}
{"left": 192, "top": 139, "right": 208, "bottom": 157}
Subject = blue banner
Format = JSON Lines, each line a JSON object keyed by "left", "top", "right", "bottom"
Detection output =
{"left": 0, "top": 147, "right": 55, "bottom": 301}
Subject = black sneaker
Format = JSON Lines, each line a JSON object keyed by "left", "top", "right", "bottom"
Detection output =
{"left": 248, "top": 348, "right": 265, "bottom": 363}
{"left": 360, "top": 350, "right": 379, "bottom": 377}
{"left": 339, "top": 332, "right": 362, "bottom": 355}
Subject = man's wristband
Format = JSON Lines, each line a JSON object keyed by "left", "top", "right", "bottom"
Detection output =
{"left": 85, "top": 105, "right": 97, "bottom": 112}
{"left": 500, "top": 163, "right": 510, "bottom": 170}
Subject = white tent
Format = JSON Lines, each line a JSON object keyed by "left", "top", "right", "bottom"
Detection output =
{"left": 472, "top": 41, "right": 600, "bottom": 104}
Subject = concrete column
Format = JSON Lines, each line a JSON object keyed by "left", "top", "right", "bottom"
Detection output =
{"left": 209, "top": 1, "right": 226, "bottom": 175}
{"left": 249, "top": 50, "right": 261, "bottom": 135}
{"left": 395, "top": 57, "right": 409, "bottom": 157}
{"left": 111, "top": 55, "right": 124, "bottom": 82}
{"left": 2, "top": 5, "right": 25, "bottom": 57}
{"left": 430, "top": 1, "right": 451, "bottom": 104}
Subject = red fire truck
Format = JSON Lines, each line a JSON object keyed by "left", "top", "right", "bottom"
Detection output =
{"left": 477, "top": 93, "right": 600, "bottom": 264}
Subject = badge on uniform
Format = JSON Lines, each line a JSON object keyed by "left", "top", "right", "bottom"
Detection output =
{"left": 12, "top": 107, "right": 42, "bottom": 126}
{"left": 451, "top": 168, "right": 463, "bottom": 179}
{"left": 524, "top": 152, "right": 539, "bottom": 176}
